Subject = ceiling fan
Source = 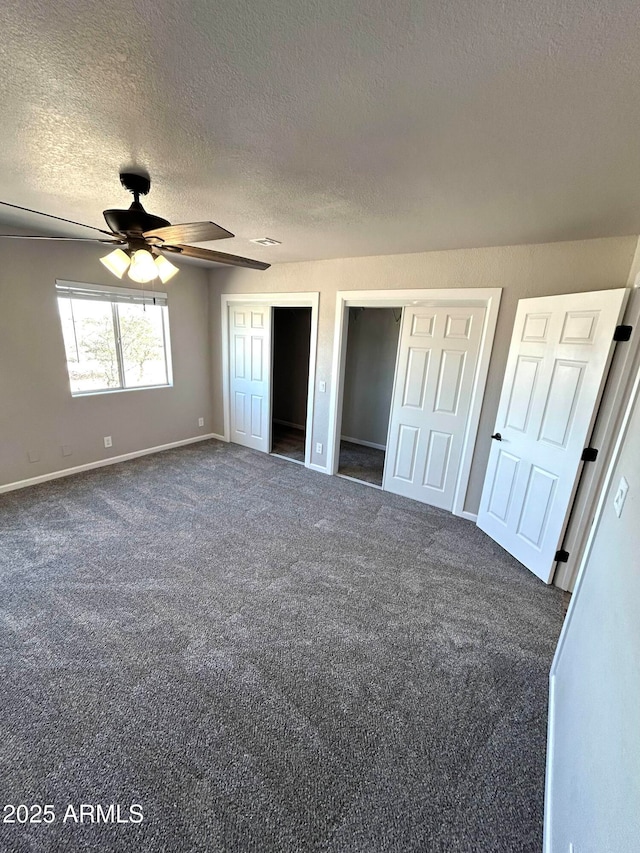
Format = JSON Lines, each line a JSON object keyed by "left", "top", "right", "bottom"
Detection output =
{"left": 0, "top": 171, "right": 270, "bottom": 283}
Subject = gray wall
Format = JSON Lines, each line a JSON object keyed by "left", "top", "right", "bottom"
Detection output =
{"left": 547, "top": 364, "right": 640, "bottom": 852}
{"left": 0, "top": 240, "right": 212, "bottom": 487}
{"left": 272, "top": 307, "right": 311, "bottom": 429}
{"left": 341, "top": 307, "right": 400, "bottom": 447}
{"left": 209, "top": 236, "right": 638, "bottom": 514}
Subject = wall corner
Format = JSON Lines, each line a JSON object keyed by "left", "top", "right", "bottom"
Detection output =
{"left": 625, "top": 235, "right": 640, "bottom": 288}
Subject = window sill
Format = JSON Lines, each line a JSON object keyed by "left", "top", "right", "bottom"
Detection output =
{"left": 71, "top": 384, "right": 173, "bottom": 398}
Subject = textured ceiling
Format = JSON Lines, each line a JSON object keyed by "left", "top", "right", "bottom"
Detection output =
{"left": 1, "top": 0, "right": 640, "bottom": 264}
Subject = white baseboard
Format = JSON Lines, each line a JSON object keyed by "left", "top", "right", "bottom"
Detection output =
{"left": 543, "top": 673, "right": 556, "bottom": 853}
{"left": 307, "top": 462, "right": 330, "bottom": 474}
{"left": 0, "top": 433, "right": 221, "bottom": 494}
{"left": 459, "top": 510, "right": 478, "bottom": 522}
{"left": 273, "top": 418, "right": 305, "bottom": 431}
{"left": 340, "top": 435, "right": 386, "bottom": 451}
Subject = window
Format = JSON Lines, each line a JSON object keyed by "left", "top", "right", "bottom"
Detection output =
{"left": 56, "top": 281, "right": 173, "bottom": 395}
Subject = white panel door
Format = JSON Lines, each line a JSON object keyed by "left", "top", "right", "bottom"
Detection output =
{"left": 384, "top": 305, "right": 486, "bottom": 509}
{"left": 229, "top": 305, "right": 272, "bottom": 452}
{"left": 476, "top": 289, "right": 627, "bottom": 583}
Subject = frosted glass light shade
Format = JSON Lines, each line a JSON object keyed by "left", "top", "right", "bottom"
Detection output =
{"left": 154, "top": 255, "right": 179, "bottom": 283}
{"left": 128, "top": 249, "right": 158, "bottom": 283}
{"left": 100, "top": 248, "right": 130, "bottom": 278}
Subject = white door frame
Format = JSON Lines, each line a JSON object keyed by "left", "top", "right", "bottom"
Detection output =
{"left": 327, "top": 288, "right": 502, "bottom": 520}
{"left": 221, "top": 291, "right": 320, "bottom": 468}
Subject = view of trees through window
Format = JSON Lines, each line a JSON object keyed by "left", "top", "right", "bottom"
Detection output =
{"left": 57, "top": 297, "right": 171, "bottom": 394}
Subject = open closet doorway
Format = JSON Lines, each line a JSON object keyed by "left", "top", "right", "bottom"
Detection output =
{"left": 338, "top": 307, "right": 402, "bottom": 487}
{"left": 222, "top": 291, "right": 320, "bottom": 468}
{"left": 327, "top": 289, "right": 502, "bottom": 518}
{"left": 271, "top": 307, "right": 312, "bottom": 464}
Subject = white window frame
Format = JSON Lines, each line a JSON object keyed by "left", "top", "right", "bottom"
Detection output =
{"left": 55, "top": 279, "right": 173, "bottom": 397}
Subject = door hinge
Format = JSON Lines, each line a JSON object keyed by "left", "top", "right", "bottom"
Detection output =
{"left": 555, "top": 549, "right": 570, "bottom": 563}
{"left": 581, "top": 447, "right": 599, "bottom": 462}
{"left": 613, "top": 325, "right": 632, "bottom": 342}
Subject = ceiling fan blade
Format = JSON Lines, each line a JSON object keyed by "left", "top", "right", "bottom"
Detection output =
{"left": 160, "top": 243, "right": 270, "bottom": 271}
{"left": 0, "top": 200, "right": 117, "bottom": 237}
{"left": 143, "top": 221, "right": 234, "bottom": 244}
{"left": 0, "top": 234, "right": 123, "bottom": 243}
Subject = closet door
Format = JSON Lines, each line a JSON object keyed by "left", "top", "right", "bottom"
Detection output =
{"left": 383, "top": 305, "right": 485, "bottom": 510}
{"left": 229, "top": 305, "right": 272, "bottom": 452}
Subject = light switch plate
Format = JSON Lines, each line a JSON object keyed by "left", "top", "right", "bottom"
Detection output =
{"left": 613, "top": 476, "right": 629, "bottom": 518}
{"left": 319, "top": 380, "right": 326, "bottom": 393}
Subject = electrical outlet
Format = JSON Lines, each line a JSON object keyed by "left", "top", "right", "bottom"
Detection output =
{"left": 62, "top": 444, "right": 72, "bottom": 457}
{"left": 315, "top": 442, "right": 323, "bottom": 454}
{"left": 613, "top": 476, "right": 629, "bottom": 518}
{"left": 198, "top": 417, "right": 204, "bottom": 427}
{"left": 27, "top": 450, "right": 40, "bottom": 463}
{"left": 103, "top": 436, "right": 112, "bottom": 448}
{"left": 318, "top": 380, "right": 326, "bottom": 393}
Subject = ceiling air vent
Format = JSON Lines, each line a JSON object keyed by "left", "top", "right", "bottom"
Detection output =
{"left": 250, "top": 237, "right": 281, "bottom": 247}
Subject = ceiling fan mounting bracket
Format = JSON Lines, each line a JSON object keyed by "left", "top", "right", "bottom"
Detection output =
{"left": 120, "top": 172, "right": 151, "bottom": 198}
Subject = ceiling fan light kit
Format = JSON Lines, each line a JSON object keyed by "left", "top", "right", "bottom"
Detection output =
{"left": 153, "top": 254, "right": 179, "bottom": 283}
{"left": 99, "top": 247, "right": 130, "bottom": 278}
{"left": 128, "top": 248, "right": 160, "bottom": 283}
{"left": 100, "top": 246, "right": 179, "bottom": 284}
{"left": 0, "top": 170, "right": 270, "bottom": 282}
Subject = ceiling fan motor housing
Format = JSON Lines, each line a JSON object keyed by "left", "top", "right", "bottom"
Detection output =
{"left": 103, "top": 205, "right": 171, "bottom": 238}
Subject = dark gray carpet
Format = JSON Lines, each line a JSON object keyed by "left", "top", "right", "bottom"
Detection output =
{"left": 271, "top": 423, "right": 306, "bottom": 463}
{"left": 339, "top": 440, "right": 385, "bottom": 486}
{"left": 0, "top": 440, "right": 563, "bottom": 853}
